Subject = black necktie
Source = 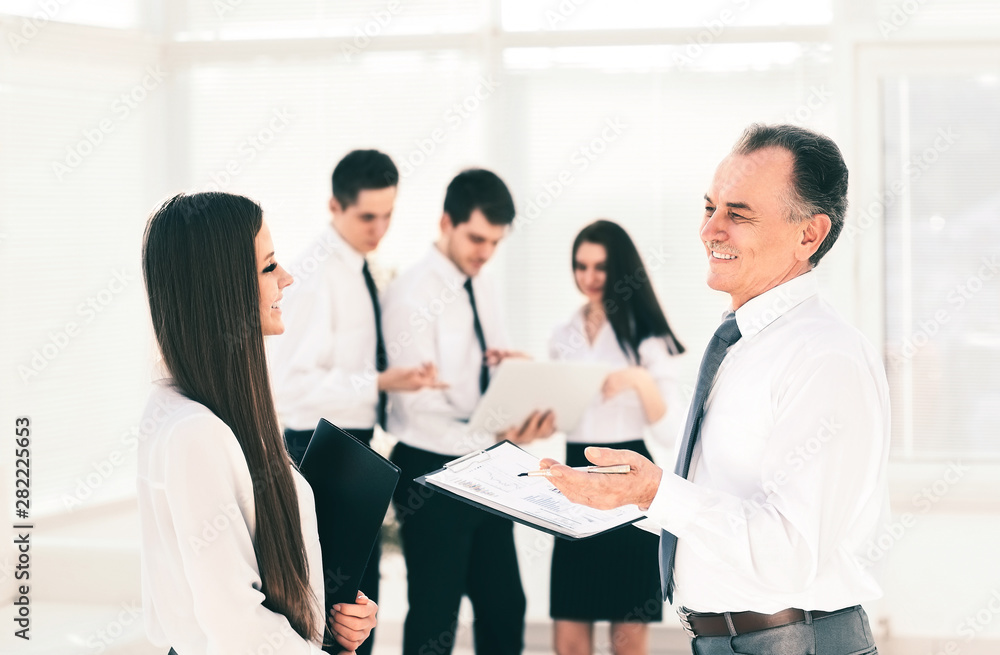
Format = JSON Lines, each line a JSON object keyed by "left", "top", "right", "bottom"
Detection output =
{"left": 659, "top": 311, "right": 742, "bottom": 602}
{"left": 362, "top": 261, "right": 388, "bottom": 430}
{"left": 463, "top": 278, "right": 490, "bottom": 394}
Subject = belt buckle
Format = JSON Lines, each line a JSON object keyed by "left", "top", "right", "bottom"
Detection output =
{"left": 676, "top": 607, "right": 696, "bottom": 638}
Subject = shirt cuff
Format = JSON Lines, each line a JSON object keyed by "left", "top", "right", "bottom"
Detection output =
{"left": 645, "top": 471, "right": 709, "bottom": 538}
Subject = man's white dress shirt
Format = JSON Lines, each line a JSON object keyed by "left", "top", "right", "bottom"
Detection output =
{"left": 646, "top": 272, "right": 891, "bottom": 613}
{"left": 549, "top": 307, "right": 683, "bottom": 446}
{"left": 269, "top": 225, "right": 380, "bottom": 431}
{"left": 137, "top": 378, "right": 326, "bottom": 654}
{"left": 381, "top": 245, "right": 509, "bottom": 456}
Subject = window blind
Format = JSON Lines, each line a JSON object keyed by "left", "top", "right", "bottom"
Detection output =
{"left": 0, "top": 34, "right": 161, "bottom": 514}
{"left": 501, "top": 0, "right": 832, "bottom": 32}
{"left": 176, "top": 0, "right": 490, "bottom": 39}
{"left": 182, "top": 50, "right": 489, "bottom": 277}
{"left": 883, "top": 74, "right": 1000, "bottom": 459}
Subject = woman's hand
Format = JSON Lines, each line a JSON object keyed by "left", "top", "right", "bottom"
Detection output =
{"left": 602, "top": 367, "right": 665, "bottom": 422}
{"left": 328, "top": 591, "right": 378, "bottom": 653}
{"left": 602, "top": 367, "right": 643, "bottom": 399}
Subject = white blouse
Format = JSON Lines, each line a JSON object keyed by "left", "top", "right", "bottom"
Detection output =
{"left": 549, "top": 307, "right": 683, "bottom": 446}
{"left": 137, "top": 378, "right": 326, "bottom": 655}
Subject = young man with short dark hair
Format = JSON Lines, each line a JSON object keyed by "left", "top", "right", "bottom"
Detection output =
{"left": 382, "top": 168, "right": 554, "bottom": 655}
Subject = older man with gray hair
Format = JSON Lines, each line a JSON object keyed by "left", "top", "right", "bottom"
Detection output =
{"left": 542, "top": 124, "right": 889, "bottom": 655}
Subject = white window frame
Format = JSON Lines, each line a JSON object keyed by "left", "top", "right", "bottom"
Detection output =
{"left": 853, "top": 42, "right": 1000, "bottom": 507}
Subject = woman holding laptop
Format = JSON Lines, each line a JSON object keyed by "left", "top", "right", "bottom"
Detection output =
{"left": 136, "top": 192, "right": 377, "bottom": 654}
{"left": 548, "top": 219, "right": 685, "bottom": 655}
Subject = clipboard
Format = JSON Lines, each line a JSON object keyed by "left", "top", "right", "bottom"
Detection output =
{"left": 415, "top": 441, "right": 644, "bottom": 541}
{"left": 466, "top": 360, "right": 612, "bottom": 434}
{"left": 297, "top": 419, "right": 400, "bottom": 617}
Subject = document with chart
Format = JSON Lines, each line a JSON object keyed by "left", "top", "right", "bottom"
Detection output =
{"left": 415, "top": 441, "right": 645, "bottom": 540}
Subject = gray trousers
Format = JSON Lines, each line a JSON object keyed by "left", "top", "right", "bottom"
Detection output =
{"left": 690, "top": 606, "right": 877, "bottom": 655}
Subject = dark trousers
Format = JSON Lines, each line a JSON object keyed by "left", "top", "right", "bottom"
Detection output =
{"left": 285, "top": 426, "right": 382, "bottom": 655}
{"left": 391, "top": 442, "right": 526, "bottom": 655}
{"left": 689, "top": 606, "right": 878, "bottom": 655}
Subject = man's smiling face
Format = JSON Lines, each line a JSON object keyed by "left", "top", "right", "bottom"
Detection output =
{"left": 700, "top": 146, "right": 817, "bottom": 310}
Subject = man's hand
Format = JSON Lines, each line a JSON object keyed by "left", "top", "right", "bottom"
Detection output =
{"left": 328, "top": 590, "right": 378, "bottom": 653}
{"left": 378, "top": 363, "right": 447, "bottom": 392}
{"left": 484, "top": 348, "right": 530, "bottom": 367}
{"left": 539, "top": 447, "right": 663, "bottom": 511}
{"left": 501, "top": 410, "right": 555, "bottom": 445}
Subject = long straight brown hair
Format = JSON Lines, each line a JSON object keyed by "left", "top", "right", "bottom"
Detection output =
{"left": 573, "top": 220, "right": 685, "bottom": 361}
{"left": 142, "top": 192, "right": 319, "bottom": 641}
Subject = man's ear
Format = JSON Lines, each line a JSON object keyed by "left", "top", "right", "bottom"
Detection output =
{"left": 797, "top": 213, "right": 831, "bottom": 262}
{"left": 440, "top": 212, "right": 453, "bottom": 233}
{"left": 329, "top": 196, "right": 343, "bottom": 216}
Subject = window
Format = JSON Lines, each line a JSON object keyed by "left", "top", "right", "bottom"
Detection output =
{"left": 0, "top": 35, "right": 161, "bottom": 512}
{"left": 175, "top": 0, "right": 489, "bottom": 39}
{"left": 0, "top": 0, "right": 145, "bottom": 29}
{"left": 883, "top": 73, "right": 1000, "bottom": 459}
{"left": 501, "top": 0, "right": 832, "bottom": 32}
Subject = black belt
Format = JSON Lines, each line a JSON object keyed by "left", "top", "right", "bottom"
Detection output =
{"left": 677, "top": 605, "right": 858, "bottom": 638}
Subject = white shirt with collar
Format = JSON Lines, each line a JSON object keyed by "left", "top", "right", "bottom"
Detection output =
{"left": 269, "top": 224, "right": 380, "bottom": 431}
{"left": 137, "top": 378, "right": 326, "bottom": 654}
{"left": 646, "top": 271, "right": 891, "bottom": 613}
{"left": 549, "top": 307, "right": 683, "bottom": 446}
{"left": 382, "top": 244, "right": 510, "bottom": 456}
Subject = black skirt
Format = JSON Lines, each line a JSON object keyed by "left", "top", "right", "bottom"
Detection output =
{"left": 549, "top": 439, "right": 664, "bottom": 623}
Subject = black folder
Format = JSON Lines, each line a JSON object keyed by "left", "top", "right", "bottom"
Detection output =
{"left": 297, "top": 419, "right": 400, "bottom": 636}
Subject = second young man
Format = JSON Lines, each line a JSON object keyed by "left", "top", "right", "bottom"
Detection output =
{"left": 382, "top": 168, "right": 554, "bottom": 655}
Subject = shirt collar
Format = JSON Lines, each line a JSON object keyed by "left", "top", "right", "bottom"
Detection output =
{"left": 571, "top": 305, "right": 610, "bottom": 339}
{"left": 151, "top": 359, "right": 170, "bottom": 382}
{"left": 326, "top": 223, "right": 367, "bottom": 272}
{"left": 733, "top": 271, "right": 818, "bottom": 339}
{"left": 426, "top": 243, "right": 468, "bottom": 282}
{"left": 568, "top": 306, "right": 589, "bottom": 342}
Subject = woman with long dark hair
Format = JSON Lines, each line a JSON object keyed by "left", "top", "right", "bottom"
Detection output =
{"left": 137, "top": 192, "right": 377, "bottom": 654}
{"left": 548, "top": 219, "right": 684, "bottom": 655}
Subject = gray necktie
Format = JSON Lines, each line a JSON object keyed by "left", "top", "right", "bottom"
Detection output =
{"left": 659, "top": 311, "right": 742, "bottom": 602}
